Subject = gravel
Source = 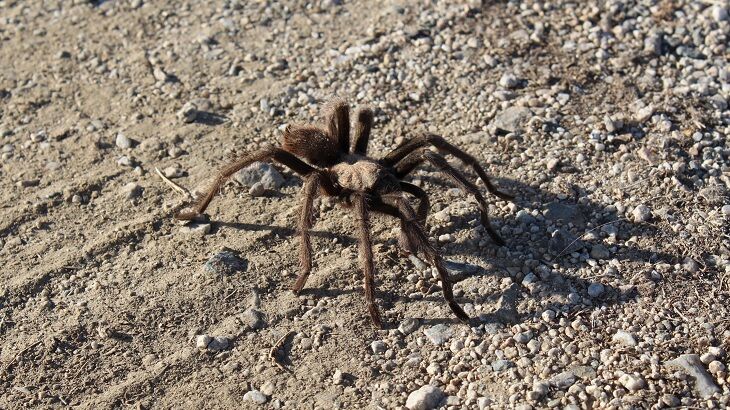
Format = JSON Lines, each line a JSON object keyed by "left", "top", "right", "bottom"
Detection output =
{"left": 2, "top": 0, "right": 729, "bottom": 408}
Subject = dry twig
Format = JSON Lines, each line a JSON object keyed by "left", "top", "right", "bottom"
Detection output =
{"left": 155, "top": 167, "right": 192, "bottom": 199}
{"left": 269, "top": 331, "right": 294, "bottom": 373}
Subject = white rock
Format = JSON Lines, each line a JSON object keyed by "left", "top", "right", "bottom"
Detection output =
{"left": 541, "top": 309, "right": 556, "bottom": 322}
{"left": 612, "top": 330, "right": 637, "bottom": 346}
{"left": 721, "top": 204, "right": 730, "bottom": 216}
{"left": 243, "top": 389, "right": 267, "bottom": 405}
{"left": 632, "top": 204, "right": 652, "bottom": 223}
{"left": 180, "top": 223, "right": 211, "bottom": 236}
{"left": 700, "top": 352, "right": 716, "bottom": 364}
{"left": 665, "top": 354, "right": 721, "bottom": 399}
{"left": 371, "top": 340, "right": 386, "bottom": 354}
{"left": 399, "top": 318, "right": 420, "bottom": 335}
{"left": 195, "top": 334, "right": 212, "bottom": 349}
{"left": 499, "top": 72, "right": 519, "bottom": 89}
{"left": 708, "top": 361, "right": 726, "bottom": 375}
{"left": 405, "top": 385, "right": 444, "bottom": 410}
{"left": 115, "top": 132, "right": 132, "bottom": 149}
{"left": 333, "top": 369, "right": 344, "bottom": 385}
{"left": 423, "top": 324, "right": 452, "bottom": 345}
{"left": 248, "top": 182, "right": 266, "bottom": 197}
{"left": 619, "top": 373, "right": 646, "bottom": 392}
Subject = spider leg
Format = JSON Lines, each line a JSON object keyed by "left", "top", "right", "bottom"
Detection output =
{"left": 292, "top": 173, "right": 321, "bottom": 294}
{"left": 382, "top": 133, "right": 513, "bottom": 201}
{"left": 371, "top": 197, "right": 469, "bottom": 323}
{"left": 393, "top": 150, "right": 506, "bottom": 246}
{"left": 175, "top": 146, "right": 315, "bottom": 220}
{"left": 325, "top": 99, "right": 351, "bottom": 153}
{"left": 383, "top": 183, "right": 429, "bottom": 255}
{"left": 351, "top": 193, "right": 383, "bottom": 328}
{"left": 399, "top": 181, "right": 429, "bottom": 227}
{"left": 351, "top": 107, "right": 374, "bottom": 155}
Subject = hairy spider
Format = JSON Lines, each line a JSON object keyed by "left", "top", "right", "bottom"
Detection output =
{"left": 176, "top": 99, "right": 513, "bottom": 327}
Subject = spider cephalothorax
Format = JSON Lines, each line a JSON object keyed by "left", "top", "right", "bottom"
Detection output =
{"left": 176, "top": 99, "right": 513, "bottom": 327}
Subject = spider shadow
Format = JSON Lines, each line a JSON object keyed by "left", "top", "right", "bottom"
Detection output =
{"left": 212, "top": 221, "right": 356, "bottom": 246}
{"left": 389, "top": 173, "right": 675, "bottom": 329}
{"left": 193, "top": 111, "right": 228, "bottom": 126}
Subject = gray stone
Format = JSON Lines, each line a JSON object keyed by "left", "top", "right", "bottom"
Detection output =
{"left": 371, "top": 340, "right": 386, "bottom": 354}
{"left": 661, "top": 394, "right": 680, "bottom": 407}
{"left": 195, "top": 334, "right": 212, "bottom": 349}
{"left": 493, "top": 107, "right": 532, "bottom": 134}
{"left": 632, "top": 204, "right": 652, "bottom": 223}
{"left": 234, "top": 162, "right": 285, "bottom": 190}
{"left": 405, "top": 385, "right": 444, "bottom": 410}
{"left": 177, "top": 101, "right": 199, "bottom": 123}
{"left": 398, "top": 318, "right": 420, "bottom": 335}
{"left": 207, "top": 336, "right": 230, "bottom": 351}
{"left": 491, "top": 359, "right": 514, "bottom": 372}
{"left": 550, "top": 370, "right": 576, "bottom": 389}
{"left": 163, "top": 166, "right": 183, "bottom": 178}
{"left": 665, "top": 354, "right": 721, "bottom": 398}
{"left": 721, "top": 204, "right": 730, "bottom": 216}
{"left": 241, "top": 308, "right": 266, "bottom": 330}
{"left": 423, "top": 324, "right": 452, "bottom": 345}
{"left": 590, "top": 244, "right": 610, "bottom": 259}
{"left": 587, "top": 282, "right": 605, "bottom": 298}
{"left": 153, "top": 67, "right": 170, "bottom": 82}
{"left": 333, "top": 369, "right": 344, "bottom": 385}
{"left": 408, "top": 255, "right": 428, "bottom": 270}
{"left": 443, "top": 260, "right": 478, "bottom": 274}
{"left": 115, "top": 132, "right": 132, "bottom": 149}
{"left": 204, "top": 251, "right": 247, "bottom": 276}
{"left": 516, "top": 210, "right": 536, "bottom": 224}
{"left": 513, "top": 331, "right": 533, "bottom": 344}
{"left": 243, "top": 389, "right": 267, "bottom": 405}
{"left": 499, "top": 72, "right": 519, "bottom": 89}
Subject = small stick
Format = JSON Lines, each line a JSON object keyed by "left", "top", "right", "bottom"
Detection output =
{"left": 155, "top": 167, "right": 192, "bottom": 199}
{"left": 269, "top": 331, "right": 293, "bottom": 373}
{"left": 3, "top": 340, "right": 42, "bottom": 373}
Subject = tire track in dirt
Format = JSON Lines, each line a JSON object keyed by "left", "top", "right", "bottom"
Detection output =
{"left": 2, "top": 209, "right": 164, "bottom": 310}
{"left": 0, "top": 169, "right": 124, "bottom": 239}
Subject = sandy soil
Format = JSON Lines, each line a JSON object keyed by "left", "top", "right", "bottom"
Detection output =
{"left": 1, "top": 0, "right": 729, "bottom": 409}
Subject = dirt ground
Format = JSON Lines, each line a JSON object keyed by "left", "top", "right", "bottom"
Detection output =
{"left": 1, "top": 0, "right": 729, "bottom": 409}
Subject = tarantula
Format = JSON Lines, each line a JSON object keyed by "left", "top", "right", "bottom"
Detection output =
{"left": 176, "top": 100, "right": 513, "bottom": 327}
